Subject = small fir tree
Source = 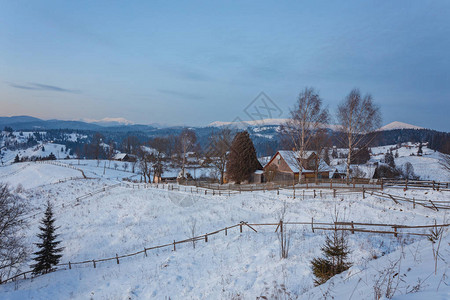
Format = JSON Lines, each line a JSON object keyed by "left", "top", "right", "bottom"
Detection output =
{"left": 14, "top": 154, "right": 20, "bottom": 163}
{"left": 31, "top": 201, "right": 63, "bottom": 275}
{"left": 311, "top": 229, "right": 351, "bottom": 286}
{"left": 48, "top": 152, "right": 57, "bottom": 160}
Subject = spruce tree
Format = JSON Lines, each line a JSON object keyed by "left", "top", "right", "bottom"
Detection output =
{"left": 417, "top": 143, "right": 423, "bottom": 156}
{"left": 31, "top": 201, "right": 63, "bottom": 275}
{"left": 311, "top": 230, "right": 351, "bottom": 286}
{"left": 226, "top": 131, "right": 260, "bottom": 184}
{"left": 14, "top": 154, "right": 20, "bottom": 163}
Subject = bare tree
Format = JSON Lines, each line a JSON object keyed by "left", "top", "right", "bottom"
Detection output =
{"left": 122, "top": 136, "right": 140, "bottom": 155}
{"left": 177, "top": 129, "right": 197, "bottom": 179}
{"left": 310, "top": 128, "right": 330, "bottom": 182}
{"left": 337, "top": 89, "right": 381, "bottom": 179}
{"left": 207, "top": 128, "right": 233, "bottom": 184}
{"left": 138, "top": 153, "right": 154, "bottom": 183}
{"left": 0, "top": 183, "right": 28, "bottom": 281}
{"left": 150, "top": 137, "right": 170, "bottom": 182}
{"left": 283, "top": 87, "right": 329, "bottom": 182}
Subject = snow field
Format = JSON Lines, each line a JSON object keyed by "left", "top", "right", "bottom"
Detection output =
{"left": 0, "top": 160, "right": 449, "bottom": 299}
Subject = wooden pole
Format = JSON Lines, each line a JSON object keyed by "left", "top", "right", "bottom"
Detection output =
{"left": 205, "top": 234, "right": 208, "bottom": 243}
{"left": 93, "top": 260, "right": 96, "bottom": 268}
{"left": 311, "top": 217, "right": 315, "bottom": 233}
{"left": 173, "top": 240, "right": 176, "bottom": 251}
{"left": 225, "top": 227, "right": 227, "bottom": 236}
{"left": 351, "top": 221, "right": 354, "bottom": 234}
{"left": 116, "top": 254, "right": 119, "bottom": 264}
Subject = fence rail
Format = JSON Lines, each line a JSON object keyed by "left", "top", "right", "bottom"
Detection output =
{"left": 2, "top": 220, "right": 448, "bottom": 285}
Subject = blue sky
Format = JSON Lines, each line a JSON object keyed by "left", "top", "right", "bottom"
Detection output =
{"left": 1, "top": 1, "right": 449, "bottom": 131}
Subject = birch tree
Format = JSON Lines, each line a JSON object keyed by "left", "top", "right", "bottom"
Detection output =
{"left": 337, "top": 89, "right": 381, "bottom": 179}
{"left": 283, "top": 87, "right": 329, "bottom": 182}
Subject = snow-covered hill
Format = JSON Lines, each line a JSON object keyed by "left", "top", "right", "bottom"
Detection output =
{"left": 0, "top": 161, "right": 448, "bottom": 299}
{"left": 377, "top": 121, "right": 424, "bottom": 131}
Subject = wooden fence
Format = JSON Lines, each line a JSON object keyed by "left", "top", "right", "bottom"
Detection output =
{"left": 2, "top": 220, "right": 449, "bottom": 285}
{"left": 383, "top": 179, "right": 450, "bottom": 191}
{"left": 121, "top": 182, "right": 450, "bottom": 210}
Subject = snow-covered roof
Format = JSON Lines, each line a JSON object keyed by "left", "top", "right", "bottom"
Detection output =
{"left": 276, "top": 150, "right": 329, "bottom": 173}
{"left": 113, "top": 153, "right": 128, "bottom": 160}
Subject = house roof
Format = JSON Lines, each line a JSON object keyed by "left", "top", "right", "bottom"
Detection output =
{"left": 271, "top": 150, "right": 330, "bottom": 173}
{"left": 113, "top": 153, "right": 128, "bottom": 160}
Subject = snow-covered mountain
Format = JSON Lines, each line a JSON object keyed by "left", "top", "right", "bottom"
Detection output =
{"left": 208, "top": 118, "right": 342, "bottom": 131}
{"left": 377, "top": 121, "right": 424, "bottom": 131}
{"left": 82, "top": 117, "right": 134, "bottom": 127}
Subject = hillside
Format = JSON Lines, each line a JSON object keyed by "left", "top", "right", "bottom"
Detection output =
{"left": 0, "top": 161, "right": 449, "bottom": 299}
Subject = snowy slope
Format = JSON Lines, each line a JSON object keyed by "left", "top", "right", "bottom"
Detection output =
{"left": 378, "top": 121, "right": 424, "bottom": 131}
{"left": 0, "top": 162, "right": 449, "bottom": 299}
{"left": 0, "top": 162, "right": 82, "bottom": 189}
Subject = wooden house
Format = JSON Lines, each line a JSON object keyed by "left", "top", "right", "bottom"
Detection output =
{"left": 263, "top": 150, "right": 330, "bottom": 182}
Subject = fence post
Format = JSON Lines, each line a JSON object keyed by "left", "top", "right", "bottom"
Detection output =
{"left": 225, "top": 227, "right": 228, "bottom": 236}
{"left": 116, "top": 254, "right": 119, "bottom": 264}
{"left": 363, "top": 188, "right": 365, "bottom": 199}
{"left": 313, "top": 189, "right": 316, "bottom": 198}
{"left": 394, "top": 227, "right": 398, "bottom": 238}
{"left": 351, "top": 221, "right": 354, "bottom": 234}
{"left": 311, "top": 217, "right": 314, "bottom": 233}
{"left": 333, "top": 189, "right": 336, "bottom": 198}
{"left": 405, "top": 179, "right": 408, "bottom": 191}
{"left": 381, "top": 178, "right": 384, "bottom": 190}
{"left": 205, "top": 234, "right": 208, "bottom": 243}
{"left": 240, "top": 222, "right": 243, "bottom": 233}
{"left": 69, "top": 262, "right": 71, "bottom": 269}
{"left": 433, "top": 180, "right": 435, "bottom": 190}
{"left": 173, "top": 240, "right": 176, "bottom": 251}
{"left": 413, "top": 197, "right": 415, "bottom": 209}
{"left": 144, "top": 248, "right": 147, "bottom": 257}
{"left": 352, "top": 178, "right": 355, "bottom": 189}
{"left": 93, "top": 260, "right": 96, "bottom": 268}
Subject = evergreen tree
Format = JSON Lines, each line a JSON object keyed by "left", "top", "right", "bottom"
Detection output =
{"left": 417, "top": 143, "right": 423, "bottom": 156}
{"left": 322, "top": 147, "right": 330, "bottom": 166}
{"left": 48, "top": 152, "right": 57, "bottom": 160}
{"left": 331, "top": 147, "right": 338, "bottom": 159}
{"left": 31, "top": 202, "right": 63, "bottom": 275}
{"left": 384, "top": 151, "right": 395, "bottom": 169}
{"left": 14, "top": 154, "right": 20, "bottom": 163}
{"left": 226, "top": 131, "right": 260, "bottom": 184}
{"left": 311, "top": 230, "right": 351, "bottom": 286}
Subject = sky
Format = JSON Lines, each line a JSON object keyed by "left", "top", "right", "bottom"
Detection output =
{"left": 0, "top": 1, "right": 449, "bottom": 131}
